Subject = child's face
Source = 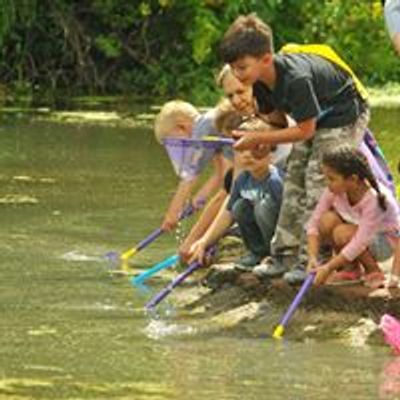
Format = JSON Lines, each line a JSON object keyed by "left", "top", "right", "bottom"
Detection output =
{"left": 230, "top": 54, "right": 271, "bottom": 85}
{"left": 222, "top": 72, "right": 254, "bottom": 115}
{"left": 236, "top": 149, "right": 270, "bottom": 174}
{"left": 322, "top": 165, "right": 352, "bottom": 194}
{"left": 170, "top": 117, "right": 192, "bottom": 138}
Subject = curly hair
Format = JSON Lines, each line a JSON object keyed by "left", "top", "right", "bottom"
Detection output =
{"left": 322, "top": 144, "right": 387, "bottom": 211}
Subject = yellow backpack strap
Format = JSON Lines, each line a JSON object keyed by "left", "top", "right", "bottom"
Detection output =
{"left": 280, "top": 43, "right": 368, "bottom": 100}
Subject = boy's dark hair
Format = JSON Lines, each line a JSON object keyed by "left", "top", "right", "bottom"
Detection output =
{"left": 322, "top": 145, "right": 387, "bottom": 211}
{"left": 220, "top": 13, "right": 274, "bottom": 63}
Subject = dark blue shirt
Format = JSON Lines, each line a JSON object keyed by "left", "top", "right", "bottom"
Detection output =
{"left": 226, "top": 166, "right": 283, "bottom": 211}
{"left": 253, "top": 53, "right": 366, "bottom": 129}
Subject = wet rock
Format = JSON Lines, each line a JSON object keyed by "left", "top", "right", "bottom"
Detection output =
{"left": 202, "top": 262, "right": 240, "bottom": 290}
{"left": 209, "top": 302, "right": 263, "bottom": 328}
{"left": 168, "top": 259, "right": 400, "bottom": 342}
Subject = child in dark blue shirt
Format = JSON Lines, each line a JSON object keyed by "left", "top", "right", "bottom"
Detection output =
{"left": 189, "top": 118, "right": 283, "bottom": 269}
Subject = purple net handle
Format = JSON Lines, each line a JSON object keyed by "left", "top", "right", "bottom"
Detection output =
{"left": 213, "top": 138, "right": 235, "bottom": 146}
{"left": 145, "top": 246, "right": 215, "bottom": 310}
{"left": 136, "top": 228, "right": 163, "bottom": 252}
{"left": 136, "top": 203, "right": 195, "bottom": 252}
{"left": 163, "top": 137, "right": 234, "bottom": 148}
{"left": 145, "top": 259, "right": 202, "bottom": 309}
{"left": 279, "top": 273, "right": 315, "bottom": 328}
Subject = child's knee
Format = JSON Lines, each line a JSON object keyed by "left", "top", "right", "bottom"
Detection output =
{"left": 319, "top": 211, "right": 341, "bottom": 236}
{"left": 231, "top": 198, "right": 252, "bottom": 222}
{"left": 332, "top": 224, "right": 355, "bottom": 247}
{"left": 254, "top": 198, "right": 279, "bottom": 223}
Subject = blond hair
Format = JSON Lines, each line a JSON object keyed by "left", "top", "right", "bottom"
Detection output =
{"left": 216, "top": 64, "right": 232, "bottom": 88}
{"left": 214, "top": 98, "right": 243, "bottom": 135}
{"left": 154, "top": 100, "right": 200, "bottom": 143}
{"left": 238, "top": 116, "right": 278, "bottom": 157}
{"left": 238, "top": 116, "right": 276, "bottom": 132}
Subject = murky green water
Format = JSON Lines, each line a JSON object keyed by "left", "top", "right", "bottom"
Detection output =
{"left": 0, "top": 108, "right": 399, "bottom": 399}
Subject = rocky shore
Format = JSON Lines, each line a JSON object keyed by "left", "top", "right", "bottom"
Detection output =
{"left": 149, "top": 236, "right": 400, "bottom": 345}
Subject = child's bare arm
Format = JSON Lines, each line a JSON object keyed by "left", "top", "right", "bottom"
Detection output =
{"left": 192, "top": 154, "right": 232, "bottom": 205}
{"left": 189, "top": 197, "right": 233, "bottom": 264}
{"left": 179, "top": 189, "right": 227, "bottom": 262}
{"left": 313, "top": 253, "right": 348, "bottom": 286}
{"left": 161, "top": 179, "right": 197, "bottom": 231}
{"left": 307, "top": 234, "right": 320, "bottom": 271}
{"left": 232, "top": 117, "right": 317, "bottom": 150}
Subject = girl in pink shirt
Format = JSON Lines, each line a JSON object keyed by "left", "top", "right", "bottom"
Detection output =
{"left": 307, "top": 145, "right": 400, "bottom": 287}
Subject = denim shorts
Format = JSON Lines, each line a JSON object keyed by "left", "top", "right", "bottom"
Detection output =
{"left": 369, "top": 232, "right": 394, "bottom": 262}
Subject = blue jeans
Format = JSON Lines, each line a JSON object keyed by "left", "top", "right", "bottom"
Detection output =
{"left": 231, "top": 197, "right": 280, "bottom": 257}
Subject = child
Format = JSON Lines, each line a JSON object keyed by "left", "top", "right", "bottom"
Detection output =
{"left": 189, "top": 118, "right": 283, "bottom": 269}
{"left": 384, "top": 0, "right": 400, "bottom": 56}
{"left": 178, "top": 102, "right": 240, "bottom": 262}
{"left": 306, "top": 145, "right": 400, "bottom": 287}
{"left": 179, "top": 66, "right": 290, "bottom": 262}
{"left": 219, "top": 14, "right": 370, "bottom": 283}
{"left": 154, "top": 100, "right": 233, "bottom": 231}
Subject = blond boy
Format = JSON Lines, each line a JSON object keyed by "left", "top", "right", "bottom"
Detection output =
{"left": 155, "top": 100, "right": 232, "bottom": 231}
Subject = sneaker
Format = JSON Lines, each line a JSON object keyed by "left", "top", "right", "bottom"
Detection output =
{"left": 234, "top": 253, "right": 264, "bottom": 271}
{"left": 283, "top": 267, "right": 307, "bottom": 285}
{"left": 253, "top": 258, "right": 288, "bottom": 278}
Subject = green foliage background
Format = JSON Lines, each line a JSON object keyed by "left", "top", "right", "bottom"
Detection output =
{"left": 0, "top": 0, "right": 398, "bottom": 104}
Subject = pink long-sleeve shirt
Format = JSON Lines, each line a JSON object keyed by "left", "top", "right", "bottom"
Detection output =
{"left": 307, "top": 186, "right": 400, "bottom": 262}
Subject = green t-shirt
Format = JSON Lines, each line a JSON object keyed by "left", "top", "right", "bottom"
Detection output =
{"left": 253, "top": 53, "right": 367, "bottom": 128}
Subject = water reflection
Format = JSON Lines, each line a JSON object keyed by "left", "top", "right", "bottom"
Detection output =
{"left": 380, "top": 356, "right": 400, "bottom": 399}
{"left": 0, "top": 110, "right": 398, "bottom": 399}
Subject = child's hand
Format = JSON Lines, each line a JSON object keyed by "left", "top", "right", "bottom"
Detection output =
{"left": 192, "top": 195, "right": 206, "bottom": 210}
{"left": 161, "top": 212, "right": 179, "bottom": 231}
{"left": 188, "top": 239, "right": 207, "bottom": 265}
{"left": 232, "top": 130, "right": 264, "bottom": 150}
{"left": 312, "top": 264, "right": 332, "bottom": 287}
{"left": 306, "top": 256, "right": 319, "bottom": 273}
{"left": 179, "top": 240, "right": 192, "bottom": 264}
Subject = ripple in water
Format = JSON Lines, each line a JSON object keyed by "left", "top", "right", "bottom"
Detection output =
{"left": 60, "top": 250, "right": 104, "bottom": 262}
{"left": 144, "top": 319, "right": 196, "bottom": 340}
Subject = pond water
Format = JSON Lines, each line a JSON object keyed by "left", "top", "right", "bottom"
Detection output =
{"left": 0, "top": 108, "right": 399, "bottom": 399}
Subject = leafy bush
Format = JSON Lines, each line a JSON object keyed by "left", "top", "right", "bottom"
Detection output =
{"left": 0, "top": 0, "right": 398, "bottom": 104}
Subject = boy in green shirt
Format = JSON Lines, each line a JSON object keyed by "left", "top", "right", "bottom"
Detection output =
{"left": 219, "top": 14, "right": 370, "bottom": 284}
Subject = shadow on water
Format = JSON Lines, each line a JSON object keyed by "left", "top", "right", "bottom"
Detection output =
{"left": 0, "top": 106, "right": 399, "bottom": 399}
